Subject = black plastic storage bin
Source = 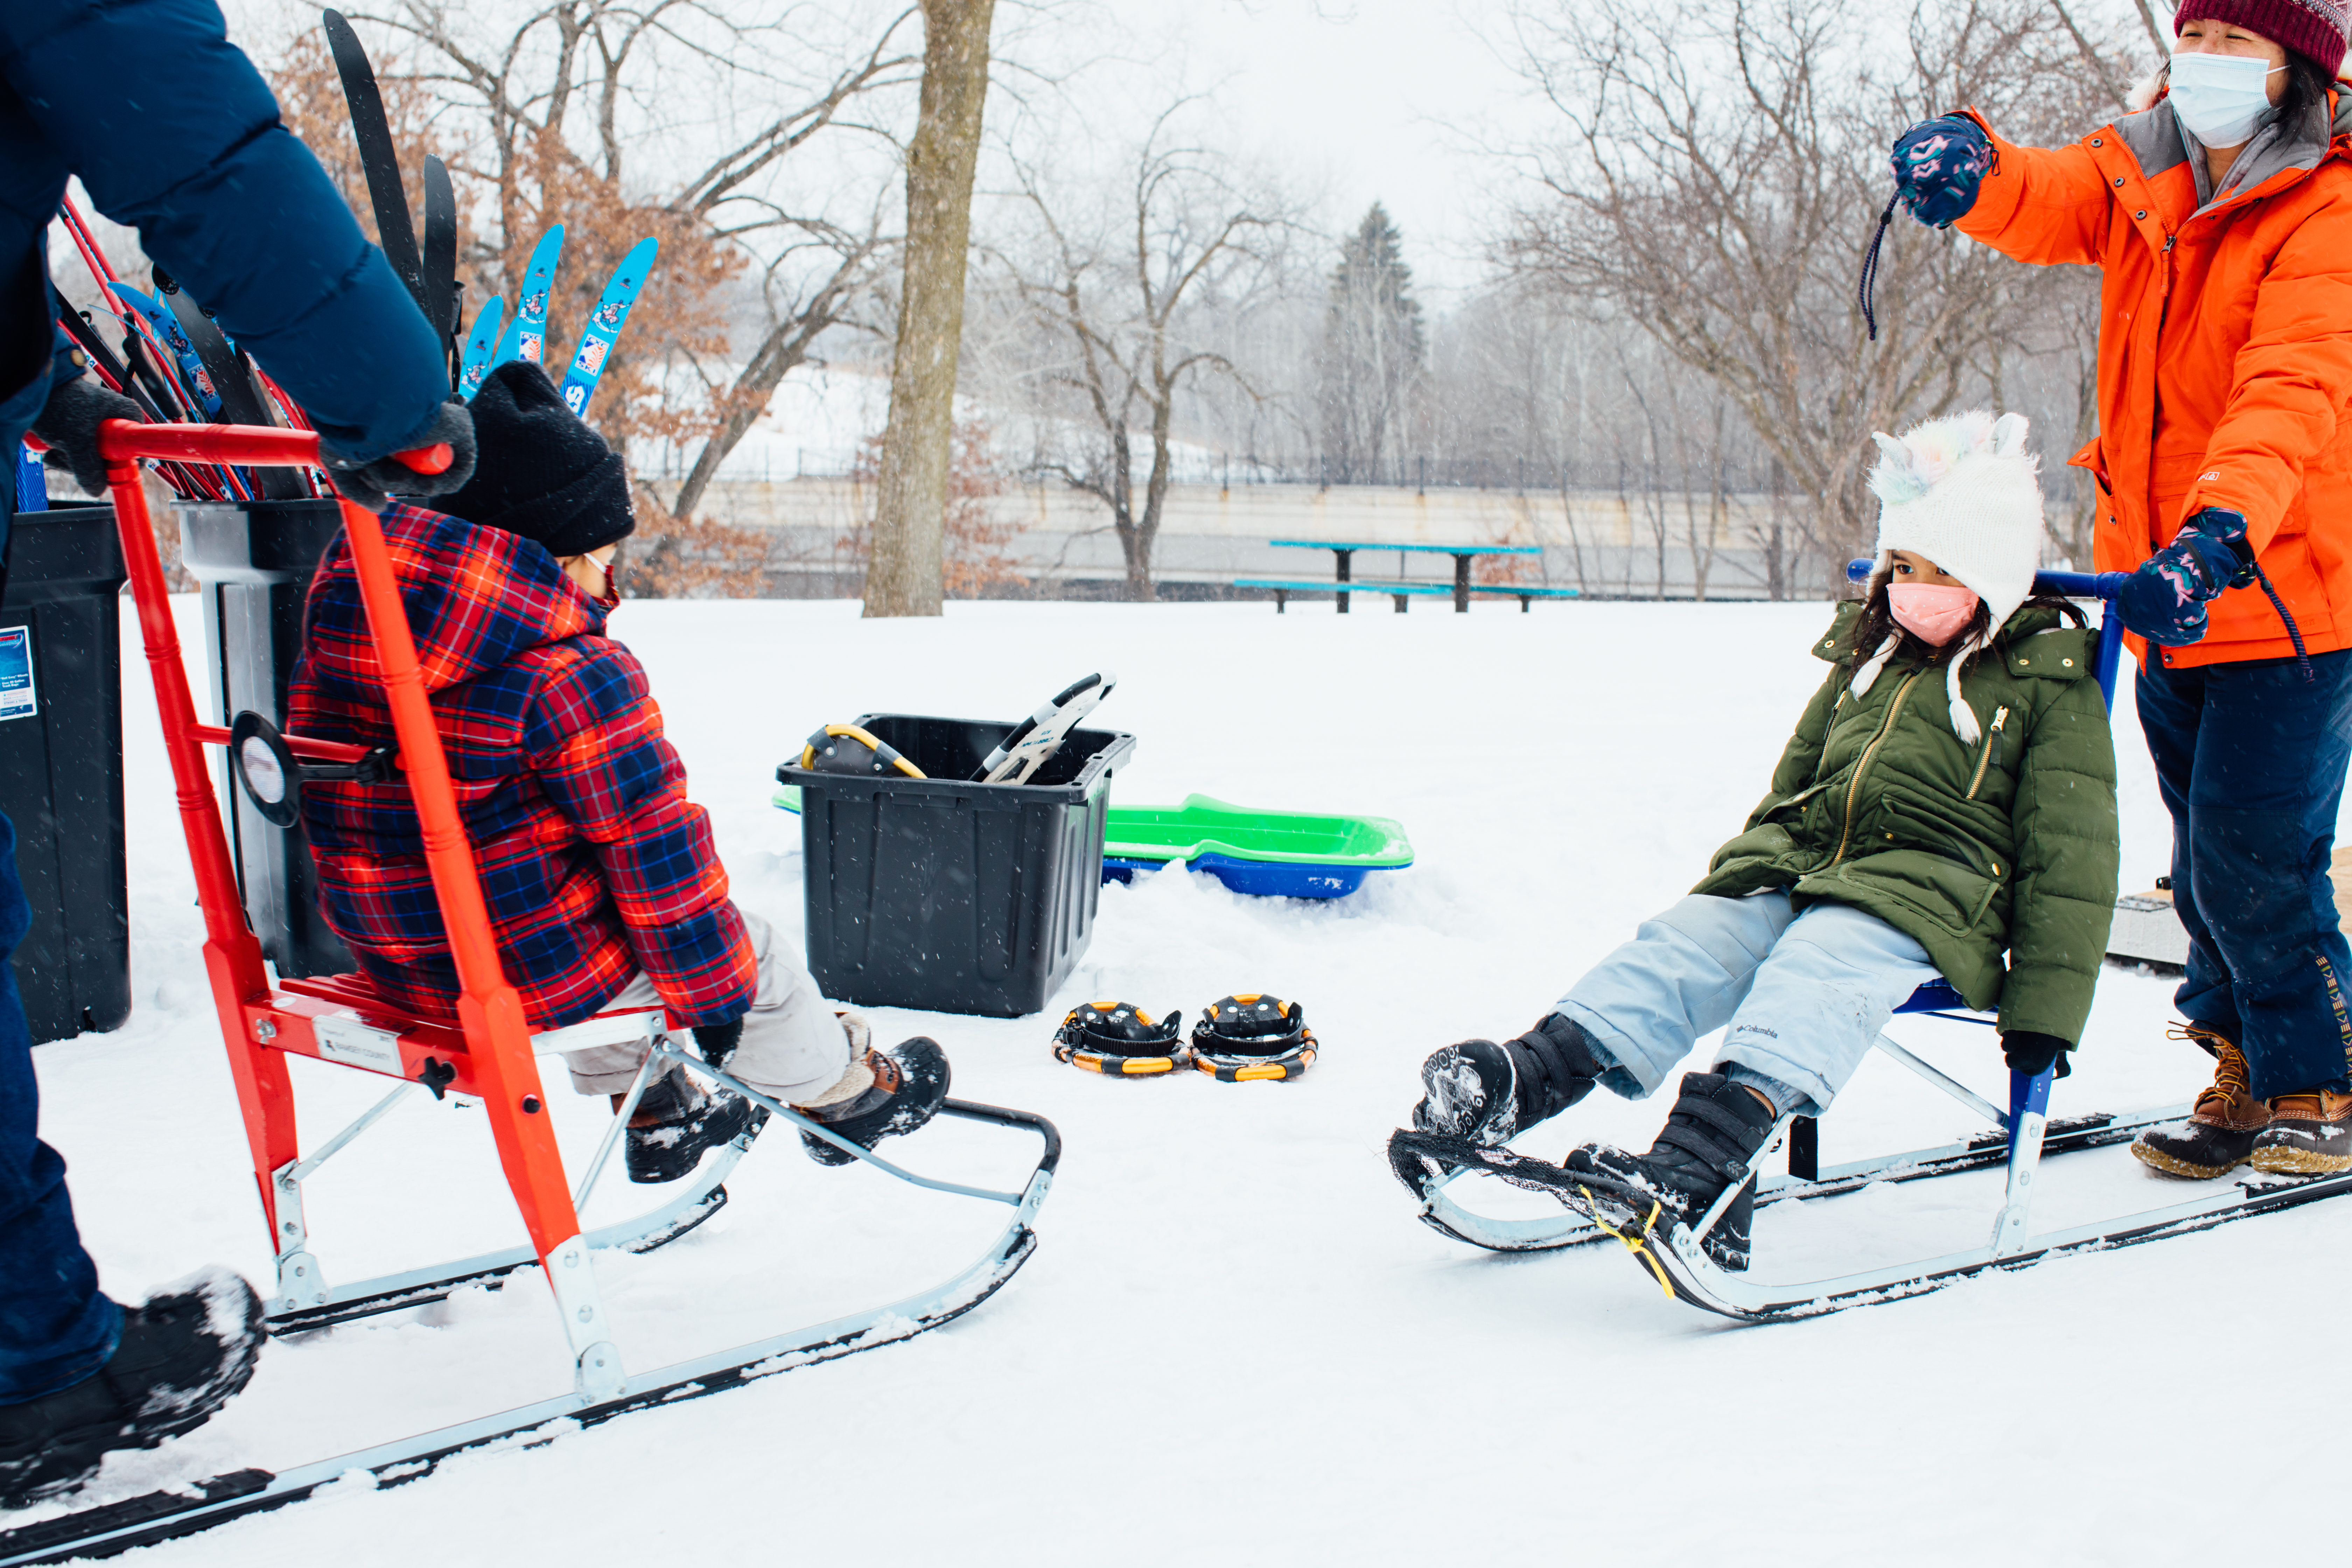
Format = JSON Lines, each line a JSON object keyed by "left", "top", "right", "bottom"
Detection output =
{"left": 178, "top": 498, "right": 354, "bottom": 978}
{"left": 0, "top": 502, "right": 131, "bottom": 1044}
{"left": 778, "top": 714, "right": 1137, "bottom": 1017}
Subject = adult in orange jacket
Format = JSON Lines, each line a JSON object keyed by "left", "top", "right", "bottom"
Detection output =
{"left": 1890, "top": 0, "right": 2352, "bottom": 1178}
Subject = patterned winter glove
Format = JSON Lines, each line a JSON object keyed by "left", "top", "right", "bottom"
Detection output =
{"left": 318, "top": 400, "right": 478, "bottom": 513}
{"left": 2001, "top": 1031, "right": 2072, "bottom": 1079}
{"left": 29, "top": 373, "right": 142, "bottom": 496}
{"left": 693, "top": 1017, "right": 746, "bottom": 1073}
{"left": 1891, "top": 115, "right": 1996, "bottom": 228}
{"left": 2116, "top": 507, "right": 2253, "bottom": 647}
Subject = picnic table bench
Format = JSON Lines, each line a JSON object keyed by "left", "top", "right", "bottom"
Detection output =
{"left": 1242, "top": 540, "right": 1571, "bottom": 612}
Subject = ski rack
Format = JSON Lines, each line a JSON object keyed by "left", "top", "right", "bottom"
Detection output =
{"left": 0, "top": 420, "right": 1060, "bottom": 1565}
{"left": 1390, "top": 566, "right": 2352, "bottom": 1317}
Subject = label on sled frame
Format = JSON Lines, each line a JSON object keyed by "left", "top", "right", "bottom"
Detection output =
{"left": 313, "top": 1011, "right": 405, "bottom": 1074}
{"left": 0, "top": 625, "right": 35, "bottom": 721}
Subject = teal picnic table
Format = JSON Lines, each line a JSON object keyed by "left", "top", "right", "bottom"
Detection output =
{"left": 1267, "top": 539, "right": 1545, "bottom": 613}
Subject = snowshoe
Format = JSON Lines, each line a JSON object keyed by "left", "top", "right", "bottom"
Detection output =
{"left": 1053, "top": 1001, "right": 1187, "bottom": 1076}
{"left": 800, "top": 722, "right": 924, "bottom": 779}
{"left": 0, "top": 1269, "right": 264, "bottom": 1508}
{"left": 623, "top": 1069, "right": 766, "bottom": 1184}
{"left": 1190, "top": 994, "right": 1317, "bottom": 1081}
{"left": 802, "top": 1037, "right": 951, "bottom": 1166}
{"left": 1413, "top": 1012, "right": 1603, "bottom": 1147}
{"left": 1562, "top": 1066, "right": 1778, "bottom": 1271}
{"left": 2249, "top": 1089, "right": 2352, "bottom": 1174}
{"left": 2131, "top": 1030, "right": 2268, "bottom": 1179}
{"left": 974, "top": 672, "right": 1114, "bottom": 784}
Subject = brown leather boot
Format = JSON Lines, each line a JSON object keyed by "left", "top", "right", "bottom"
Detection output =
{"left": 2249, "top": 1088, "right": 2352, "bottom": 1174}
{"left": 2130, "top": 1027, "right": 2269, "bottom": 1179}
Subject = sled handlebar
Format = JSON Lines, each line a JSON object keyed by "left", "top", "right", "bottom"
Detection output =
{"left": 1846, "top": 558, "right": 2128, "bottom": 602}
{"left": 79, "top": 419, "right": 450, "bottom": 475}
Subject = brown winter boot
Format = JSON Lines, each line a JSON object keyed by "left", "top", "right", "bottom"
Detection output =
{"left": 2248, "top": 1089, "right": 2352, "bottom": 1175}
{"left": 2130, "top": 1026, "right": 2269, "bottom": 1180}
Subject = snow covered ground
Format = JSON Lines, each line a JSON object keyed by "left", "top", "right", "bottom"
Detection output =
{"left": 19, "top": 596, "right": 2346, "bottom": 1566}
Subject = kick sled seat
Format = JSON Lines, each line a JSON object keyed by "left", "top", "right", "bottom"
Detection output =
{"left": 2, "top": 421, "right": 1061, "bottom": 1559}
{"left": 1390, "top": 565, "right": 2352, "bottom": 1321}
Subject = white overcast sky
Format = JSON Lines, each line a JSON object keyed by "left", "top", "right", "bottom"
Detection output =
{"left": 223, "top": 0, "right": 1551, "bottom": 301}
{"left": 1081, "top": 0, "right": 1549, "bottom": 298}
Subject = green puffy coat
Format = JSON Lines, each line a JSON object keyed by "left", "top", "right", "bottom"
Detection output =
{"left": 1693, "top": 602, "right": 2120, "bottom": 1044}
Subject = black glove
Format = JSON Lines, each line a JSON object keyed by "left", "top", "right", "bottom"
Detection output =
{"left": 693, "top": 1017, "right": 746, "bottom": 1073}
{"left": 2115, "top": 507, "right": 2253, "bottom": 648}
{"left": 29, "top": 374, "right": 142, "bottom": 496}
{"left": 2001, "top": 1031, "right": 2072, "bottom": 1079}
{"left": 318, "top": 400, "right": 478, "bottom": 512}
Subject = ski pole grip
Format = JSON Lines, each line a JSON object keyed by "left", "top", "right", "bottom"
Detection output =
{"left": 396, "top": 443, "right": 454, "bottom": 475}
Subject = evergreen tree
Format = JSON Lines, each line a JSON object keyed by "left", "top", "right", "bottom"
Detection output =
{"left": 1317, "top": 203, "right": 1425, "bottom": 483}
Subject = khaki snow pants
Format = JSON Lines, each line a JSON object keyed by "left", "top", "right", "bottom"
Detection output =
{"left": 560, "top": 910, "right": 853, "bottom": 1104}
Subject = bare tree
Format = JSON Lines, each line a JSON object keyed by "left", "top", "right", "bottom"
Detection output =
{"left": 997, "top": 107, "right": 1287, "bottom": 599}
{"left": 867, "top": 0, "right": 997, "bottom": 617}
{"left": 357, "top": 1, "right": 921, "bottom": 534}
{"left": 1498, "top": 0, "right": 2116, "bottom": 586}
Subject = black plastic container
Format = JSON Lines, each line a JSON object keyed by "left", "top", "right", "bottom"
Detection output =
{"left": 778, "top": 714, "right": 1137, "bottom": 1018}
{"left": 0, "top": 502, "right": 131, "bottom": 1043}
{"left": 178, "top": 498, "right": 353, "bottom": 978}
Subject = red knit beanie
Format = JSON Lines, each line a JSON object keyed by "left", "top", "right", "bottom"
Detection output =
{"left": 2177, "top": 0, "right": 2352, "bottom": 77}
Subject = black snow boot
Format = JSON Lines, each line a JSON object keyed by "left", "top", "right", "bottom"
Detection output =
{"left": 1413, "top": 1012, "right": 1605, "bottom": 1147}
{"left": 802, "top": 1037, "right": 951, "bottom": 1167}
{"left": 621, "top": 1068, "right": 765, "bottom": 1184}
{"left": 0, "top": 1269, "right": 264, "bottom": 1508}
{"left": 1563, "top": 1066, "right": 1780, "bottom": 1271}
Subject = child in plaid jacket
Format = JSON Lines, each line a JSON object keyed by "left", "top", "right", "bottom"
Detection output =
{"left": 289, "top": 363, "right": 947, "bottom": 1176}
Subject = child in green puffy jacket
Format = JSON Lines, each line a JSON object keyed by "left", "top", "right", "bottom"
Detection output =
{"left": 1407, "top": 411, "right": 2120, "bottom": 1270}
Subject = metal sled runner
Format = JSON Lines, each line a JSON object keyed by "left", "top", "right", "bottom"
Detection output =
{"left": 0, "top": 422, "right": 1059, "bottom": 1566}
{"left": 1389, "top": 567, "right": 2352, "bottom": 1321}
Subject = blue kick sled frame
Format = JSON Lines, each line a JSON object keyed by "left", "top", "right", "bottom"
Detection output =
{"left": 1389, "top": 567, "right": 2352, "bottom": 1320}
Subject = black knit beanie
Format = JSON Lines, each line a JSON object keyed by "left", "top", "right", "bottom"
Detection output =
{"left": 437, "top": 361, "right": 634, "bottom": 557}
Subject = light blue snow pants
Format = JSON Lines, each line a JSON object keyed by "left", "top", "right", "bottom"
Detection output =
{"left": 1553, "top": 891, "right": 1941, "bottom": 1117}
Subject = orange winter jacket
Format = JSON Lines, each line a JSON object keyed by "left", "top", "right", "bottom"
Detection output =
{"left": 1955, "top": 93, "right": 2352, "bottom": 670}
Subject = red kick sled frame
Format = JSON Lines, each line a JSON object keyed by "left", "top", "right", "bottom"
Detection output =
{"left": 104, "top": 418, "right": 629, "bottom": 1385}
{"left": 86, "top": 417, "right": 1055, "bottom": 1390}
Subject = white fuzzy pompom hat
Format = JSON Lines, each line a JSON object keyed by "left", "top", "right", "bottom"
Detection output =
{"left": 1851, "top": 410, "right": 2044, "bottom": 745}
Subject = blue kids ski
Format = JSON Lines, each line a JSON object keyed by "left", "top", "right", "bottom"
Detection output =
{"left": 556, "top": 237, "right": 658, "bottom": 416}
{"left": 493, "top": 226, "right": 566, "bottom": 370}
{"left": 109, "top": 285, "right": 220, "bottom": 416}
{"left": 458, "top": 295, "right": 505, "bottom": 400}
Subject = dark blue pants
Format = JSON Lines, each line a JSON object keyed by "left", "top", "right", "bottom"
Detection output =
{"left": 2137, "top": 649, "right": 2352, "bottom": 1099}
{"left": 0, "top": 809, "right": 119, "bottom": 1403}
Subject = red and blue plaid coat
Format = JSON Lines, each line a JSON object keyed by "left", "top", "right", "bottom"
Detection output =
{"left": 287, "top": 504, "right": 757, "bottom": 1029}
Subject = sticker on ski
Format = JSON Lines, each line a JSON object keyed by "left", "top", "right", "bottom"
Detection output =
{"left": 458, "top": 295, "right": 505, "bottom": 399}
{"left": 493, "top": 226, "right": 565, "bottom": 369}
{"left": 557, "top": 237, "right": 658, "bottom": 416}
{"left": 975, "top": 672, "right": 1116, "bottom": 784}
{"left": 0, "top": 626, "right": 35, "bottom": 721}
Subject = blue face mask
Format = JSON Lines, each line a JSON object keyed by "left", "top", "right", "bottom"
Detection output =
{"left": 2169, "top": 51, "right": 2287, "bottom": 148}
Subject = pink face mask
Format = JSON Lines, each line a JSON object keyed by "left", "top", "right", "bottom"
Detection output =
{"left": 1887, "top": 581, "right": 1980, "bottom": 647}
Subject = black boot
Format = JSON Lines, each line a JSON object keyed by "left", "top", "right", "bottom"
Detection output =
{"left": 802, "top": 1037, "right": 951, "bottom": 1166}
{"left": 0, "top": 1269, "right": 264, "bottom": 1508}
{"left": 1413, "top": 1013, "right": 1605, "bottom": 1147}
{"left": 621, "top": 1068, "right": 765, "bottom": 1184}
{"left": 1564, "top": 1066, "right": 1779, "bottom": 1270}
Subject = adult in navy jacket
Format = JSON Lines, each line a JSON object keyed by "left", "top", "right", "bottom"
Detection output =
{"left": 0, "top": 0, "right": 475, "bottom": 1507}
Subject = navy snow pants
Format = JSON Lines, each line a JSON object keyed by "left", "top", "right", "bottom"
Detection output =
{"left": 0, "top": 808, "right": 119, "bottom": 1403}
{"left": 2136, "top": 648, "right": 2352, "bottom": 1099}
